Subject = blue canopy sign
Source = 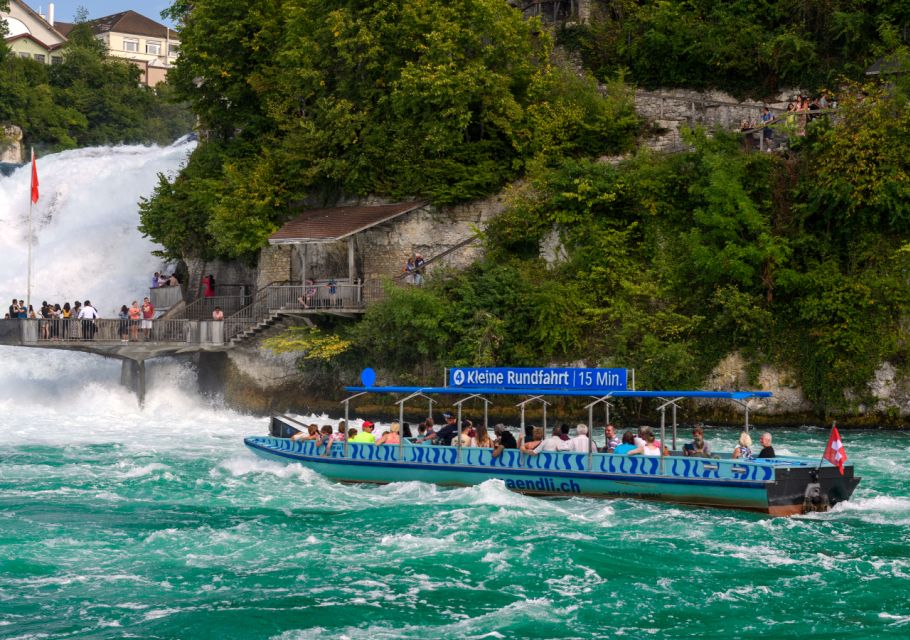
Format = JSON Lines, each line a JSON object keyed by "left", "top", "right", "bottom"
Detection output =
{"left": 448, "top": 367, "right": 627, "bottom": 391}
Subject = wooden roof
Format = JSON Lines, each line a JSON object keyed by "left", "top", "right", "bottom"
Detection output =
{"left": 269, "top": 201, "right": 428, "bottom": 244}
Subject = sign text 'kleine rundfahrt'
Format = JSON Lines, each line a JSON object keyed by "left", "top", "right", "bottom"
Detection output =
{"left": 448, "top": 367, "right": 627, "bottom": 391}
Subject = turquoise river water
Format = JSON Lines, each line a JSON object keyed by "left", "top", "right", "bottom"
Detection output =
{"left": 0, "top": 355, "right": 908, "bottom": 639}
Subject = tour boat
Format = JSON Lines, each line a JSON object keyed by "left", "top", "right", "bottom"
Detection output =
{"left": 244, "top": 368, "right": 860, "bottom": 516}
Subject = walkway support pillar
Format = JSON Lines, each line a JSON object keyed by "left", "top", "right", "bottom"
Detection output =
{"left": 119, "top": 358, "right": 146, "bottom": 407}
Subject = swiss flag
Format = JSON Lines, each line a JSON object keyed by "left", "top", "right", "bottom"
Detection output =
{"left": 823, "top": 425, "right": 848, "bottom": 475}
{"left": 30, "top": 149, "right": 39, "bottom": 204}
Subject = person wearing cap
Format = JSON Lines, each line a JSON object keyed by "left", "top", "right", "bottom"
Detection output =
{"left": 418, "top": 413, "right": 459, "bottom": 445}
{"left": 349, "top": 421, "right": 377, "bottom": 444}
{"left": 491, "top": 424, "right": 517, "bottom": 458}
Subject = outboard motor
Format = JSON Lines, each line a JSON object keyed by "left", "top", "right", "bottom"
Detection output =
{"left": 269, "top": 415, "right": 301, "bottom": 439}
{"left": 803, "top": 470, "right": 830, "bottom": 513}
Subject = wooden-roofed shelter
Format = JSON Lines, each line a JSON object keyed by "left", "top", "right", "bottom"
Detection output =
{"left": 267, "top": 201, "right": 429, "bottom": 306}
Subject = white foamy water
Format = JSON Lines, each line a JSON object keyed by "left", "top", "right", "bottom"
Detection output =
{"left": 0, "top": 141, "right": 195, "bottom": 316}
{"left": 0, "top": 140, "right": 266, "bottom": 443}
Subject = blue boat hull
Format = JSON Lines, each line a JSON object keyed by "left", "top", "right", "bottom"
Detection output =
{"left": 244, "top": 435, "right": 859, "bottom": 515}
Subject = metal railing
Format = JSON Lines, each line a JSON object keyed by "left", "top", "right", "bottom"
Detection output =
{"left": 268, "top": 281, "right": 362, "bottom": 311}
{"left": 26, "top": 318, "right": 192, "bottom": 343}
{"left": 182, "top": 294, "right": 251, "bottom": 320}
{"left": 0, "top": 318, "right": 232, "bottom": 346}
{"left": 221, "top": 280, "right": 366, "bottom": 342}
{"left": 222, "top": 282, "right": 288, "bottom": 341}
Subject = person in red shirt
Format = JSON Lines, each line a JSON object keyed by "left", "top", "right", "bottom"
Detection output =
{"left": 141, "top": 297, "right": 155, "bottom": 341}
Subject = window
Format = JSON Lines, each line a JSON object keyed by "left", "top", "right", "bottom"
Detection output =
{"left": 18, "top": 52, "right": 30, "bottom": 59}
{"left": 146, "top": 40, "right": 161, "bottom": 55}
{"left": 123, "top": 38, "right": 139, "bottom": 53}
{"left": 51, "top": 56, "right": 63, "bottom": 65}
{"left": 168, "top": 43, "right": 179, "bottom": 57}
{"left": 33, "top": 54, "right": 45, "bottom": 63}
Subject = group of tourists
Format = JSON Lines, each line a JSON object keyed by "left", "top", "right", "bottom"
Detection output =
{"left": 403, "top": 253, "right": 426, "bottom": 285}
{"left": 741, "top": 92, "right": 836, "bottom": 148}
{"left": 5, "top": 298, "right": 102, "bottom": 340}
{"left": 290, "top": 414, "right": 779, "bottom": 460}
{"left": 116, "top": 298, "right": 156, "bottom": 342}
{"left": 297, "top": 278, "right": 343, "bottom": 309}
{"left": 151, "top": 271, "right": 181, "bottom": 289}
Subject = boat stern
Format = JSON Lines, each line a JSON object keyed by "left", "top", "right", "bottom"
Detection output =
{"left": 767, "top": 464, "right": 861, "bottom": 516}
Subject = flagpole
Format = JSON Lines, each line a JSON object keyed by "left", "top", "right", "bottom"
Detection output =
{"left": 27, "top": 147, "right": 34, "bottom": 312}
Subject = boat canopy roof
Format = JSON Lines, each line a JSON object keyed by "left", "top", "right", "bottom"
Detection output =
{"left": 343, "top": 386, "right": 771, "bottom": 400}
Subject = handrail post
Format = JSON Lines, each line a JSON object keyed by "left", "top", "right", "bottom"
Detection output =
{"left": 660, "top": 406, "right": 666, "bottom": 476}
{"left": 343, "top": 399, "right": 349, "bottom": 459}
{"left": 587, "top": 403, "right": 594, "bottom": 471}
{"left": 456, "top": 403, "right": 462, "bottom": 463}
{"left": 672, "top": 402, "right": 677, "bottom": 451}
{"left": 398, "top": 397, "right": 405, "bottom": 462}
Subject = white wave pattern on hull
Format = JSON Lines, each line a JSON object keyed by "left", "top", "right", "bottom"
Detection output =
{"left": 0, "top": 141, "right": 213, "bottom": 426}
{"left": 0, "top": 141, "right": 196, "bottom": 315}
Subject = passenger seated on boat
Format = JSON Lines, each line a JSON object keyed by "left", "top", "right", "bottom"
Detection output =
{"left": 520, "top": 426, "right": 545, "bottom": 453}
{"left": 683, "top": 426, "right": 711, "bottom": 457}
{"left": 732, "top": 432, "right": 753, "bottom": 459}
{"left": 633, "top": 425, "right": 666, "bottom": 452}
{"left": 568, "top": 424, "right": 591, "bottom": 452}
{"left": 472, "top": 423, "right": 493, "bottom": 448}
{"left": 375, "top": 422, "right": 401, "bottom": 446}
{"left": 402, "top": 422, "right": 413, "bottom": 438}
{"left": 316, "top": 425, "right": 334, "bottom": 449}
{"left": 292, "top": 424, "right": 320, "bottom": 442}
{"left": 492, "top": 424, "right": 517, "bottom": 458}
{"left": 419, "top": 413, "right": 459, "bottom": 445}
{"left": 530, "top": 425, "right": 571, "bottom": 455}
{"left": 458, "top": 420, "right": 476, "bottom": 447}
{"left": 349, "top": 421, "right": 377, "bottom": 444}
{"left": 347, "top": 427, "right": 358, "bottom": 440}
{"left": 331, "top": 423, "right": 347, "bottom": 442}
{"left": 757, "top": 432, "right": 775, "bottom": 458}
{"left": 628, "top": 427, "right": 662, "bottom": 456}
{"left": 602, "top": 424, "right": 620, "bottom": 453}
{"left": 612, "top": 431, "right": 637, "bottom": 455}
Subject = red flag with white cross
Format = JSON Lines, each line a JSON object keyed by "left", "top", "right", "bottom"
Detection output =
{"left": 823, "top": 425, "right": 847, "bottom": 475}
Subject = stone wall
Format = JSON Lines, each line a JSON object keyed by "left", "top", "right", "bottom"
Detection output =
{"left": 254, "top": 192, "right": 509, "bottom": 298}
{"left": 256, "top": 245, "right": 293, "bottom": 291}
{"left": 634, "top": 88, "right": 799, "bottom": 152}
{"left": 1, "top": 125, "right": 23, "bottom": 164}
{"left": 184, "top": 257, "right": 258, "bottom": 302}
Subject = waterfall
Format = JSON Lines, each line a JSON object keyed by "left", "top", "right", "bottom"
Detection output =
{"left": 0, "top": 140, "right": 196, "bottom": 315}
{"left": 0, "top": 140, "right": 223, "bottom": 420}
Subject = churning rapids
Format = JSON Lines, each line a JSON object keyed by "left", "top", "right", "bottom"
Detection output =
{"left": 0, "top": 144, "right": 909, "bottom": 639}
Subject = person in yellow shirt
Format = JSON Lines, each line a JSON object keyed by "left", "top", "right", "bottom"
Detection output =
{"left": 349, "top": 421, "right": 377, "bottom": 444}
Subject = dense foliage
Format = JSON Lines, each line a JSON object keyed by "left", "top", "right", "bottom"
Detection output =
{"left": 0, "top": 12, "right": 193, "bottom": 150}
{"left": 139, "top": 0, "right": 640, "bottom": 260}
{"left": 146, "top": 0, "right": 910, "bottom": 413}
{"left": 308, "top": 75, "right": 910, "bottom": 412}
{"left": 560, "top": 0, "right": 910, "bottom": 96}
